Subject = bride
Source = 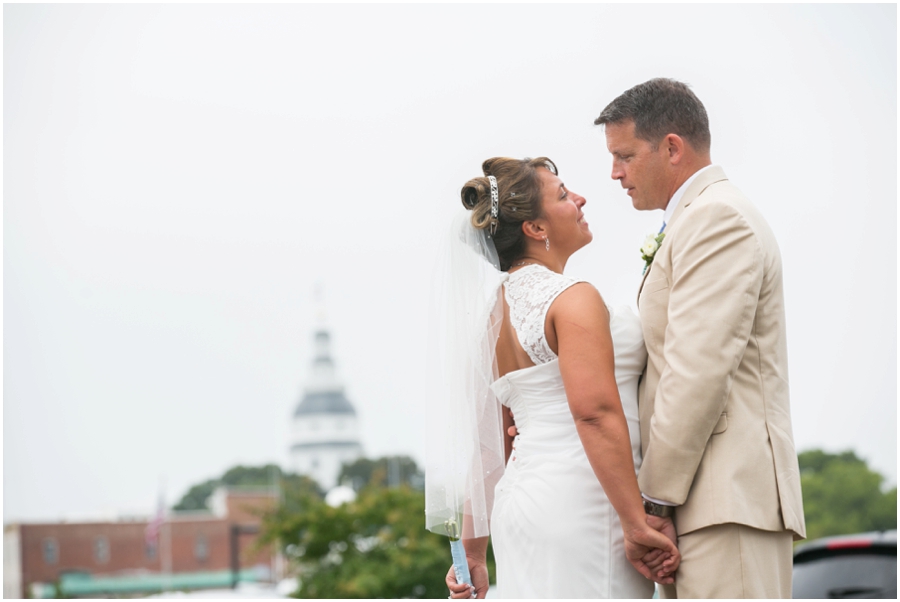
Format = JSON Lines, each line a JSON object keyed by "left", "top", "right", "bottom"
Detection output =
{"left": 427, "top": 157, "right": 679, "bottom": 599}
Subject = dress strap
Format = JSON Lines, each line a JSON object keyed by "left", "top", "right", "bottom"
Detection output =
{"left": 504, "top": 265, "right": 585, "bottom": 365}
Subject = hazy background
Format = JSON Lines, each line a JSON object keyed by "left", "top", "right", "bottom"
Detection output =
{"left": 4, "top": 3, "right": 896, "bottom": 522}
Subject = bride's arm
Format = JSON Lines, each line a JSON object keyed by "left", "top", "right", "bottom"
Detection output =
{"left": 549, "top": 283, "right": 679, "bottom": 582}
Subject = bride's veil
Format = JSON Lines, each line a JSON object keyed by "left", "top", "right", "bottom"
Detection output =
{"left": 425, "top": 210, "right": 507, "bottom": 539}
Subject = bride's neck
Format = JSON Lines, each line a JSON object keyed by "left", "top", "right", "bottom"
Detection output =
{"left": 509, "top": 254, "right": 567, "bottom": 274}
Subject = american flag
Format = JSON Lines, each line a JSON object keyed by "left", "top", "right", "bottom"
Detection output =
{"left": 145, "top": 494, "right": 166, "bottom": 548}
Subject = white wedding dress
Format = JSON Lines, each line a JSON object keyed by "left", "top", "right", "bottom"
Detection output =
{"left": 489, "top": 265, "right": 655, "bottom": 599}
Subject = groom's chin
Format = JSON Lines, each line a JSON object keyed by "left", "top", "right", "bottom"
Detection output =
{"left": 632, "top": 198, "right": 652, "bottom": 211}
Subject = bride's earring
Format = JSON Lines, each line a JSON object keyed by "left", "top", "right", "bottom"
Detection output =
{"left": 544, "top": 237, "right": 550, "bottom": 252}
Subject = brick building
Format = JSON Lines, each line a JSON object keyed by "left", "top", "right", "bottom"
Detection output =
{"left": 3, "top": 487, "right": 278, "bottom": 598}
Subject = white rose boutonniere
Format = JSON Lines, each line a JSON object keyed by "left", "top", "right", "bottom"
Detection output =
{"left": 641, "top": 232, "right": 665, "bottom": 275}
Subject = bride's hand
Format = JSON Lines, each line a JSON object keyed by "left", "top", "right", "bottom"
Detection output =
{"left": 622, "top": 520, "right": 680, "bottom": 583}
{"left": 445, "top": 561, "right": 489, "bottom": 599}
{"left": 643, "top": 550, "right": 675, "bottom": 584}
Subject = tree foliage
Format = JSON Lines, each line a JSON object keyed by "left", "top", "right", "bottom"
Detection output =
{"left": 173, "top": 464, "right": 321, "bottom": 511}
{"left": 260, "top": 456, "right": 493, "bottom": 598}
{"left": 261, "top": 482, "right": 494, "bottom": 599}
{"left": 337, "top": 455, "right": 424, "bottom": 491}
{"left": 799, "top": 449, "right": 897, "bottom": 540}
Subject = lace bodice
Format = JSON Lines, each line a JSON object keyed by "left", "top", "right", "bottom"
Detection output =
{"left": 504, "top": 265, "right": 586, "bottom": 365}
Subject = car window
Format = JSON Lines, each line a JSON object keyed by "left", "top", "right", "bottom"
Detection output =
{"left": 793, "top": 553, "right": 897, "bottom": 599}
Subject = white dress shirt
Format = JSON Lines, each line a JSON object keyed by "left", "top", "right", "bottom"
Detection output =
{"left": 661, "top": 164, "right": 715, "bottom": 231}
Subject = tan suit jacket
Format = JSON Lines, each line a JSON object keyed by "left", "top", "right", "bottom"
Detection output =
{"left": 637, "top": 166, "right": 806, "bottom": 540}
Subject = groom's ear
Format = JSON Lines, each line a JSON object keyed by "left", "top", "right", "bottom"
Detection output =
{"left": 664, "top": 133, "right": 685, "bottom": 164}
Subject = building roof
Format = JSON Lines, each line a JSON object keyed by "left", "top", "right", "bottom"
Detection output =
{"left": 55, "top": 569, "right": 261, "bottom": 598}
{"left": 293, "top": 391, "right": 356, "bottom": 416}
{"left": 292, "top": 328, "right": 357, "bottom": 417}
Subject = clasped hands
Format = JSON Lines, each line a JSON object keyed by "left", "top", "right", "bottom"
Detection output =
{"left": 506, "top": 421, "right": 680, "bottom": 586}
{"left": 625, "top": 514, "right": 679, "bottom": 585}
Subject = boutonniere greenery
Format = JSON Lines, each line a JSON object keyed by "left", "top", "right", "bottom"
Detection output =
{"left": 641, "top": 232, "right": 665, "bottom": 275}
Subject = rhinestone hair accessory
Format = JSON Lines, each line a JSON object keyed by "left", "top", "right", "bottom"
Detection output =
{"left": 488, "top": 175, "right": 499, "bottom": 236}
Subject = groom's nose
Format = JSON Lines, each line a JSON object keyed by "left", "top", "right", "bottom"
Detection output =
{"left": 610, "top": 158, "right": 625, "bottom": 181}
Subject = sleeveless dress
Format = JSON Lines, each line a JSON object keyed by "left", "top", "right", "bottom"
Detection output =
{"left": 489, "top": 265, "right": 654, "bottom": 599}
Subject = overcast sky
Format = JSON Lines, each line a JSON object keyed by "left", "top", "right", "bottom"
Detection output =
{"left": 4, "top": 3, "right": 896, "bottom": 523}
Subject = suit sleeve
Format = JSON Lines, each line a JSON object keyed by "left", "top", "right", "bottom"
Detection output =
{"left": 638, "top": 199, "right": 763, "bottom": 504}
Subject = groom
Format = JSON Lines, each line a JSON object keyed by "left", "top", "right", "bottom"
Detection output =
{"left": 596, "top": 79, "right": 806, "bottom": 598}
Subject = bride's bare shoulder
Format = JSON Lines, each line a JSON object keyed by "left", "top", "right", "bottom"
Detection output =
{"left": 556, "top": 280, "right": 605, "bottom": 307}
{"left": 548, "top": 281, "right": 609, "bottom": 325}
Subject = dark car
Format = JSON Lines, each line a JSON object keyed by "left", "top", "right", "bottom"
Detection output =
{"left": 793, "top": 530, "right": 897, "bottom": 598}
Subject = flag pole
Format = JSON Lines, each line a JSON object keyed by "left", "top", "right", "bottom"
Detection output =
{"left": 161, "top": 520, "right": 171, "bottom": 591}
{"left": 160, "top": 480, "right": 172, "bottom": 592}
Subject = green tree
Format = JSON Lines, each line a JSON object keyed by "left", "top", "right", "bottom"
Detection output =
{"left": 799, "top": 449, "right": 897, "bottom": 540}
{"left": 260, "top": 482, "right": 495, "bottom": 598}
{"left": 173, "top": 464, "right": 321, "bottom": 511}
{"left": 337, "top": 455, "right": 424, "bottom": 491}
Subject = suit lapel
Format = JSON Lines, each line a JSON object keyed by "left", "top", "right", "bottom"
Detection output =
{"left": 637, "top": 260, "right": 654, "bottom": 304}
{"left": 635, "top": 166, "right": 729, "bottom": 306}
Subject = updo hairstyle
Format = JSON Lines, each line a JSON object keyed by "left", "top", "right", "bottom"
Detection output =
{"left": 460, "top": 157, "right": 557, "bottom": 271}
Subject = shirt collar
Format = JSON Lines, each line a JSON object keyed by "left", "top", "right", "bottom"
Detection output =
{"left": 663, "top": 164, "right": 715, "bottom": 227}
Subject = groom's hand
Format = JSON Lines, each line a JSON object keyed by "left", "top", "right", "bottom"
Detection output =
{"left": 641, "top": 516, "right": 679, "bottom": 583}
{"left": 646, "top": 515, "right": 677, "bottom": 547}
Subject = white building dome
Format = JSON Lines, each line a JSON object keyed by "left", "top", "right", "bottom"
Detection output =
{"left": 289, "top": 329, "right": 363, "bottom": 490}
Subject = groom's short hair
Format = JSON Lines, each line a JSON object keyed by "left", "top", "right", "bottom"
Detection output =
{"left": 595, "top": 78, "right": 711, "bottom": 153}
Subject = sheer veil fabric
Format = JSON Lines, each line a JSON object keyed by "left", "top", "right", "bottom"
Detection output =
{"left": 425, "top": 211, "right": 508, "bottom": 539}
